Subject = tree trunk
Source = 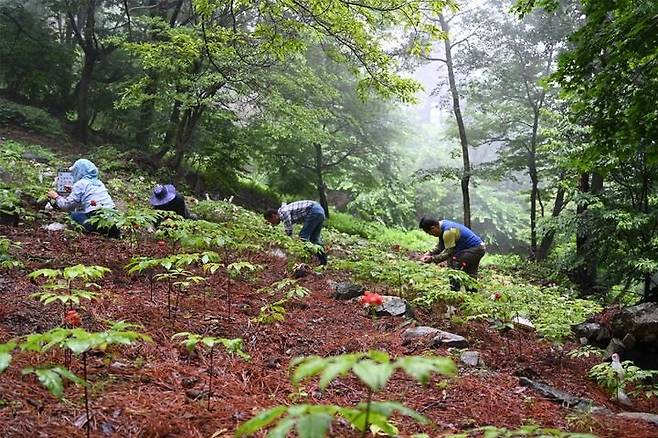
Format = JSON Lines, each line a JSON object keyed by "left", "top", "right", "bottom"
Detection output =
{"left": 439, "top": 14, "right": 471, "bottom": 228}
{"left": 536, "top": 184, "right": 566, "bottom": 260}
{"left": 314, "top": 143, "right": 330, "bottom": 218}
{"left": 75, "top": 53, "right": 95, "bottom": 143}
{"left": 529, "top": 164, "right": 539, "bottom": 258}
{"left": 575, "top": 173, "right": 603, "bottom": 292}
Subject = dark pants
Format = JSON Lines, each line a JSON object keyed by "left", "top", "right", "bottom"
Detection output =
{"left": 299, "top": 203, "right": 327, "bottom": 265}
{"left": 71, "top": 211, "right": 120, "bottom": 238}
{"left": 448, "top": 245, "right": 485, "bottom": 291}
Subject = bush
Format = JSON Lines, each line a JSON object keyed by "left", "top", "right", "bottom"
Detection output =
{"left": 0, "top": 98, "right": 62, "bottom": 136}
{"left": 327, "top": 211, "right": 434, "bottom": 252}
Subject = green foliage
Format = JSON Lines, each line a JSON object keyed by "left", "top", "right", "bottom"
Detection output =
{"left": 0, "top": 140, "right": 54, "bottom": 208}
{"left": 327, "top": 211, "right": 434, "bottom": 252}
{"left": 172, "top": 333, "right": 250, "bottom": 361}
{"left": 260, "top": 278, "right": 310, "bottom": 300}
{"left": 20, "top": 366, "right": 84, "bottom": 399}
{"left": 588, "top": 360, "right": 658, "bottom": 399}
{"left": 566, "top": 346, "right": 604, "bottom": 359}
{"left": 28, "top": 264, "right": 110, "bottom": 313}
{"left": 253, "top": 299, "right": 288, "bottom": 325}
{"left": 237, "top": 351, "right": 456, "bottom": 437}
{"left": 0, "top": 237, "right": 22, "bottom": 269}
{"left": 444, "top": 424, "right": 595, "bottom": 438}
{"left": 0, "top": 99, "right": 62, "bottom": 136}
{"left": 0, "top": 322, "right": 151, "bottom": 398}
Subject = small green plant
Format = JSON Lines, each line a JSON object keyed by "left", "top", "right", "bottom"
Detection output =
{"left": 88, "top": 208, "right": 161, "bottom": 250}
{"left": 0, "top": 188, "right": 25, "bottom": 218}
{"left": 1, "top": 322, "right": 151, "bottom": 437}
{"left": 0, "top": 237, "right": 22, "bottom": 269}
{"left": 567, "top": 345, "right": 605, "bottom": 359}
{"left": 225, "top": 261, "right": 262, "bottom": 320}
{"left": 443, "top": 424, "right": 597, "bottom": 437}
{"left": 172, "top": 333, "right": 250, "bottom": 410}
{"left": 253, "top": 298, "right": 288, "bottom": 324}
{"left": 28, "top": 265, "right": 110, "bottom": 322}
{"left": 236, "top": 351, "right": 456, "bottom": 437}
{"left": 259, "top": 278, "right": 310, "bottom": 300}
{"left": 588, "top": 358, "right": 658, "bottom": 400}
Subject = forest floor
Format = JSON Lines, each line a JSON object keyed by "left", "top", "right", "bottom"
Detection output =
{"left": 0, "top": 224, "right": 656, "bottom": 438}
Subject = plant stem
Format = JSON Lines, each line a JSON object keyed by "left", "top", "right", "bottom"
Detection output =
{"left": 167, "top": 282, "right": 172, "bottom": 318}
{"left": 149, "top": 274, "right": 154, "bottom": 302}
{"left": 208, "top": 345, "right": 214, "bottom": 411}
{"left": 361, "top": 388, "right": 372, "bottom": 438}
{"left": 83, "top": 351, "right": 90, "bottom": 438}
{"left": 227, "top": 279, "right": 232, "bottom": 320}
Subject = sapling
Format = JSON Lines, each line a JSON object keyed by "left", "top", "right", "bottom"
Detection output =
{"left": 1, "top": 322, "right": 151, "bottom": 438}
{"left": 236, "top": 351, "right": 456, "bottom": 437}
{"left": 225, "top": 261, "right": 262, "bottom": 320}
{"left": 172, "top": 333, "right": 250, "bottom": 410}
{"left": 154, "top": 268, "right": 190, "bottom": 319}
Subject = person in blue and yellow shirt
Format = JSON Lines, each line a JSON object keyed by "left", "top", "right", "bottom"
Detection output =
{"left": 419, "top": 216, "right": 486, "bottom": 290}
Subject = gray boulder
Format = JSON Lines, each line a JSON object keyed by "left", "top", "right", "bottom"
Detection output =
{"left": 612, "top": 302, "right": 658, "bottom": 344}
{"left": 519, "top": 377, "right": 606, "bottom": 413}
{"left": 402, "top": 326, "right": 439, "bottom": 343}
{"left": 572, "top": 322, "right": 602, "bottom": 340}
{"left": 333, "top": 282, "right": 365, "bottom": 300}
{"left": 430, "top": 330, "right": 469, "bottom": 348}
{"left": 460, "top": 351, "right": 484, "bottom": 367}
{"left": 616, "top": 412, "right": 658, "bottom": 426}
{"left": 21, "top": 151, "right": 50, "bottom": 163}
{"left": 374, "top": 296, "right": 413, "bottom": 318}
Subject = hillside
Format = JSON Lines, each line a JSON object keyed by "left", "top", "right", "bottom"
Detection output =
{"left": 0, "top": 132, "right": 657, "bottom": 437}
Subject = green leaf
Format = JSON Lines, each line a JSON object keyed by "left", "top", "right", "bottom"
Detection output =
{"left": 0, "top": 351, "right": 12, "bottom": 373}
{"left": 352, "top": 360, "right": 394, "bottom": 392}
{"left": 235, "top": 405, "right": 287, "bottom": 437}
{"left": 395, "top": 356, "right": 457, "bottom": 384}
{"left": 317, "top": 355, "right": 360, "bottom": 389}
{"left": 292, "top": 356, "right": 327, "bottom": 385}
{"left": 295, "top": 412, "right": 332, "bottom": 438}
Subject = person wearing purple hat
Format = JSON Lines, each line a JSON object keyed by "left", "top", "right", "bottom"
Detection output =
{"left": 149, "top": 184, "right": 193, "bottom": 219}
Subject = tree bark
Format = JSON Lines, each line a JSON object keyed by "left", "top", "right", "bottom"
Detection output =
{"left": 314, "top": 143, "right": 330, "bottom": 217}
{"left": 71, "top": 0, "right": 98, "bottom": 143}
{"left": 536, "top": 184, "right": 565, "bottom": 260}
{"left": 439, "top": 14, "right": 471, "bottom": 228}
{"left": 575, "top": 173, "right": 603, "bottom": 291}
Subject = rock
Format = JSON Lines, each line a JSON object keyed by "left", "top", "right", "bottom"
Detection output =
{"left": 181, "top": 376, "right": 199, "bottom": 388}
{"left": 374, "top": 295, "right": 413, "bottom": 318}
{"left": 616, "top": 412, "right": 658, "bottom": 426}
{"left": 512, "top": 316, "right": 535, "bottom": 330}
{"left": 185, "top": 389, "right": 207, "bottom": 400}
{"left": 267, "top": 247, "right": 287, "bottom": 260}
{"left": 41, "top": 222, "right": 66, "bottom": 231}
{"left": 291, "top": 263, "right": 312, "bottom": 278}
{"left": 610, "top": 302, "right": 658, "bottom": 368}
{"left": 579, "top": 337, "right": 589, "bottom": 345}
{"left": 518, "top": 377, "right": 605, "bottom": 412}
{"left": 604, "top": 338, "right": 625, "bottom": 359}
{"left": 460, "top": 351, "right": 483, "bottom": 367}
{"left": 402, "top": 326, "right": 440, "bottom": 343}
{"left": 21, "top": 151, "right": 50, "bottom": 163}
{"left": 612, "top": 302, "right": 658, "bottom": 344}
{"left": 430, "top": 330, "right": 469, "bottom": 348}
{"left": 572, "top": 322, "right": 601, "bottom": 340}
{"left": 333, "top": 282, "right": 365, "bottom": 300}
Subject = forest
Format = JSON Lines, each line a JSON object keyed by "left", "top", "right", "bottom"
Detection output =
{"left": 0, "top": 0, "right": 657, "bottom": 436}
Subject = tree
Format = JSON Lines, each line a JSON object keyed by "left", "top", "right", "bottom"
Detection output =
{"left": 251, "top": 48, "right": 404, "bottom": 216}
{"left": 118, "top": 0, "right": 455, "bottom": 174}
{"left": 461, "top": 0, "right": 577, "bottom": 257}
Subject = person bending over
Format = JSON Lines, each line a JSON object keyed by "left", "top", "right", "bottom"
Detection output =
{"left": 149, "top": 183, "right": 195, "bottom": 219}
{"left": 265, "top": 200, "right": 327, "bottom": 265}
{"left": 419, "top": 216, "right": 485, "bottom": 290}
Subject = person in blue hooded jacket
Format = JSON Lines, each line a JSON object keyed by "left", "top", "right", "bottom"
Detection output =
{"left": 47, "top": 159, "right": 120, "bottom": 237}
